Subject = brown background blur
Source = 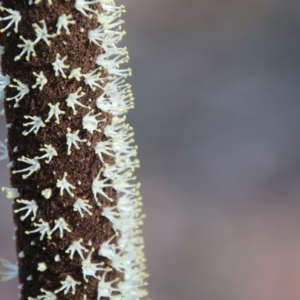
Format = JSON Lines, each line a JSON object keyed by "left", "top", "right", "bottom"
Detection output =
{"left": 2, "top": 0, "right": 300, "bottom": 299}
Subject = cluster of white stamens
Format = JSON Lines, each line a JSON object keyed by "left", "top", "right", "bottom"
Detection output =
{"left": 56, "top": 14, "right": 75, "bottom": 35}
{"left": 0, "top": 1, "right": 148, "bottom": 299}
{"left": 52, "top": 53, "right": 69, "bottom": 78}
{"left": 0, "top": 5, "right": 21, "bottom": 33}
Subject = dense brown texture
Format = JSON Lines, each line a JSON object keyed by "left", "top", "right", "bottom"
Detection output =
{"left": 0, "top": 1, "right": 119, "bottom": 299}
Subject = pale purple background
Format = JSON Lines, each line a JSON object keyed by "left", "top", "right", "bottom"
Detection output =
{"left": 2, "top": 0, "right": 300, "bottom": 299}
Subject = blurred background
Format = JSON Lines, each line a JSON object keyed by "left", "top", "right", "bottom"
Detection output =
{"left": 2, "top": 0, "right": 300, "bottom": 299}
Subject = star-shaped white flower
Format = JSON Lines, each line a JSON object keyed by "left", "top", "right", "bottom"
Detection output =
{"left": 73, "top": 198, "right": 93, "bottom": 218}
{"left": 65, "top": 87, "right": 87, "bottom": 115}
{"left": 66, "top": 128, "right": 87, "bottom": 155}
{"left": 14, "top": 199, "right": 38, "bottom": 221}
{"left": 65, "top": 239, "right": 88, "bottom": 260}
{"left": 92, "top": 172, "right": 112, "bottom": 202}
{"left": 33, "top": 20, "right": 56, "bottom": 46}
{"left": 12, "top": 156, "right": 40, "bottom": 179}
{"left": 56, "top": 14, "right": 75, "bottom": 35}
{"left": 56, "top": 172, "right": 75, "bottom": 197}
{"left": 22, "top": 115, "right": 45, "bottom": 136}
{"left": 7, "top": 79, "right": 29, "bottom": 103}
{"left": 36, "top": 144, "right": 58, "bottom": 164}
{"left": 45, "top": 103, "right": 65, "bottom": 124}
{"left": 25, "top": 219, "right": 51, "bottom": 240}
{"left": 32, "top": 71, "right": 47, "bottom": 90}
{"left": 0, "top": 258, "right": 18, "bottom": 281}
{"left": 51, "top": 217, "right": 71, "bottom": 238}
{"left": 0, "top": 5, "right": 21, "bottom": 33}
{"left": 52, "top": 53, "right": 69, "bottom": 78}
{"left": 55, "top": 275, "right": 81, "bottom": 295}
{"left": 14, "top": 36, "right": 36, "bottom": 61}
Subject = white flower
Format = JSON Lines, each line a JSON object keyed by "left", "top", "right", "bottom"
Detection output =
{"left": 92, "top": 172, "right": 112, "bottom": 202}
{"left": 12, "top": 156, "right": 40, "bottom": 179}
{"left": 66, "top": 128, "right": 87, "bottom": 155}
{"left": 101, "top": 206, "right": 119, "bottom": 224}
{"left": 65, "top": 239, "right": 88, "bottom": 259}
{"left": 36, "top": 144, "right": 58, "bottom": 163}
{"left": 52, "top": 53, "right": 69, "bottom": 78}
{"left": 97, "top": 11, "right": 124, "bottom": 30}
{"left": 14, "top": 199, "right": 38, "bottom": 221}
{"left": 56, "top": 172, "right": 75, "bottom": 197}
{"left": 0, "top": 6, "right": 21, "bottom": 33}
{"left": 33, "top": 20, "right": 55, "bottom": 46}
{"left": 94, "top": 139, "right": 114, "bottom": 163}
{"left": 22, "top": 115, "right": 45, "bottom": 136}
{"left": 97, "top": 271, "right": 119, "bottom": 300}
{"left": 45, "top": 103, "right": 65, "bottom": 124}
{"left": 25, "top": 219, "right": 51, "bottom": 240}
{"left": 0, "top": 73, "right": 10, "bottom": 90}
{"left": 73, "top": 198, "right": 93, "bottom": 217}
{"left": 81, "top": 248, "right": 107, "bottom": 281}
{"left": 82, "top": 110, "right": 102, "bottom": 133}
{"left": 68, "top": 67, "right": 83, "bottom": 81}
{"left": 51, "top": 217, "right": 71, "bottom": 238}
{"left": 65, "top": 87, "right": 87, "bottom": 114}
{"left": 55, "top": 275, "right": 81, "bottom": 295}
{"left": 83, "top": 68, "right": 104, "bottom": 90}
{"left": 6, "top": 79, "right": 29, "bottom": 103}
{"left": 36, "top": 289, "right": 57, "bottom": 300}
{"left": 1, "top": 187, "right": 20, "bottom": 199}
{"left": 0, "top": 258, "right": 18, "bottom": 281}
{"left": 14, "top": 36, "right": 36, "bottom": 61}
{"left": 75, "top": 0, "right": 100, "bottom": 17}
{"left": 0, "top": 140, "right": 8, "bottom": 161}
{"left": 98, "top": 235, "right": 116, "bottom": 260}
{"left": 32, "top": 71, "right": 47, "bottom": 90}
{"left": 56, "top": 14, "right": 75, "bottom": 35}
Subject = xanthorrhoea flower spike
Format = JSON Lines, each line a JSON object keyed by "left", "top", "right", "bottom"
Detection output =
{"left": 0, "top": 1, "right": 148, "bottom": 299}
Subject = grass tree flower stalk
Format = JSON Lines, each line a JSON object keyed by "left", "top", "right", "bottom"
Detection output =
{"left": 0, "top": 1, "right": 148, "bottom": 299}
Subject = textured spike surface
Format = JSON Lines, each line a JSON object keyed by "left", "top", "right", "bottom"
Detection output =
{"left": 0, "top": 1, "right": 148, "bottom": 299}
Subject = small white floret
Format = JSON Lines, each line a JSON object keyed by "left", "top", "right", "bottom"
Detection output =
{"left": 12, "top": 156, "right": 40, "bottom": 179}
{"left": 56, "top": 172, "right": 75, "bottom": 197}
{"left": 66, "top": 128, "right": 87, "bottom": 155}
{"left": 65, "top": 87, "right": 87, "bottom": 114}
{"left": 92, "top": 172, "right": 112, "bottom": 202}
{"left": 33, "top": 20, "right": 55, "bottom": 46}
{"left": 0, "top": 258, "right": 18, "bottom": 281}
{"left": 22, "top": 115, "right": 45, "bottom": 136}
{"left": 66, "top": 239, "right": 88, "bottom": 260}
{"left": 81, "top": 248, "right": 107, "bottom": 281}
{"left": 0, "top": 6, "right": 21, "bottom": 33}
{"left": 14, "top": 36, "right": 36, "bottom": 61}
{"left": 83, "top": 68, "right": 104, "bottom": 90}
{"left": 75, "top": 0, "right": 100, "bottom": 17}
{"left": 82, "top": 110, "right": 102, "bottom": 133}
{"left": 1, "top": 187, "right": 20, "bottom": 199}
{"left": 73, "top": 198, "right": 92, "bottom": 217}
{"left": 68, "top": 68, "right": 82, "bottom": 81}
{"left": 94, "top": 139, "right": 114, "bottom": 163}
{"left": 36, "top": 144, "right": 58, "bottom": 163}
{"left": 14, "top": 199, "right": 38, "bottom": 221}
{"left": 97, "top": 271, "right": 119, "bottom": 300}
{"left": 45, "top": 103, "right": 65, "bottom": 124}
{"left": 98, "top": 235, "right": 116, "bottom": 260}
{"left": 36, "top": 289, "right": 57, "bottom": 300}
{"left": 52, "top": 53, "right": 69, "bottom": 78}
{"left": 56, "top": 14, "right": 75, "bottom": 35}
{"left": 25, "top": 219, "right": 51, "bottom": 240}
{"left": 55, "top": 275, "right": 81, "bottom": 295}
{"left": 7, "top": 79, "right": 29, "bottom": 103}
{"left": 32, "top": 71, "right": 47, "bottom": 90}
{"left": 51, "top": 217, "right": 71, "bottom": 238}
